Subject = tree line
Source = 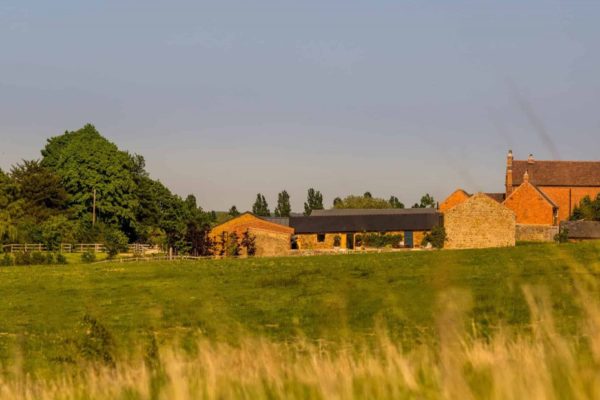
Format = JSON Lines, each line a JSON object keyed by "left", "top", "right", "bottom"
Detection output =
{"left": 230, "top": 190, "right": 437, "bottom": 218}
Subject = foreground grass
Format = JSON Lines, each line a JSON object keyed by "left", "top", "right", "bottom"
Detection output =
{"left": 0, "top": 242, "right": 599, "bottom": 387}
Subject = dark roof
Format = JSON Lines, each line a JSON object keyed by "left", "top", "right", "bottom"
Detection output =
{"left": 484, "top": 193, "right": 506, "bottom": 203}
{"left": 512, "top": 160, "right": 600, "bottom": 187}
{"left": 310, "top": 208, "right": 438, "bottom": 217}
{"left": 560, "top": 220, "right": 600, "bottom": 239}
{"left": 289, "top": 209, "right": 441, "bottom": 234}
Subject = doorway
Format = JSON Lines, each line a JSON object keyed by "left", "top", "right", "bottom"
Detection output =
{"left": 404, "top": 231, "right": 414, "bottom": 248}
{"left": 346, "top": 233, "right": 354, "bottom": 250}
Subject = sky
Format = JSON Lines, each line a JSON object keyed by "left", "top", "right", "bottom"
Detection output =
{"left": 1, "top": 1, "right": 599, "bottom": 211}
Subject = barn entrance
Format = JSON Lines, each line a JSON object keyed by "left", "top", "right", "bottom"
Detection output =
{"left": 404, "top": 231, "right": 414, "bottom": 248}
{"left": 346, "top": 233, "right": 354, "bottom": 250}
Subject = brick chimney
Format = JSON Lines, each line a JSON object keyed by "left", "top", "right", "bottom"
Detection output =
{"left": 506, "top": 150, "right": 514, "bottom": 195}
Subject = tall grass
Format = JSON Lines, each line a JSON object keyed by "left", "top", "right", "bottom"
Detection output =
{"left": 3, "top": 246, "right": 600, "bottom": 399}
{"left": 2, "top": 282, "right": 600, "bottom": 400}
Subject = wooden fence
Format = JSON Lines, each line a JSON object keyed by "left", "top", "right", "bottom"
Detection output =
{"left": 2, "top": 243, "right": 106, "bottom": 253}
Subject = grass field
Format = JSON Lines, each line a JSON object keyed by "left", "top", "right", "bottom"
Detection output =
{"left": 1, "top": 242, "right": 600, "bottom": 398}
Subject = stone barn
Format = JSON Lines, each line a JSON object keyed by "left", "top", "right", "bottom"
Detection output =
{"left": 444, "top": 193, "right": 516, "bottom": 249}
{"left": 210, "top": 213, "right": 294, "bottom": 257}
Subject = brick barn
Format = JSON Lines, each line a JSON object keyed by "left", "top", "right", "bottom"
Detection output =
{"left": 210, "top": 213, "right": 294, "bottom": 257}
{"left": 288, "top": 208, "right": 442, "bottom": 250}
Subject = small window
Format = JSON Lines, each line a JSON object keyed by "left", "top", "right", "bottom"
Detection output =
{"left": 317, "top": 234, "right": 326, "bottom": 243}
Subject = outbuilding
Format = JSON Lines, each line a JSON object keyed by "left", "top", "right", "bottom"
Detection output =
{"left": 444, "top": 193, "right": 516, "bottom": 249}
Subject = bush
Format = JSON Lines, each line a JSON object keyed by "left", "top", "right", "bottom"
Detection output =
{"left": 14, "top": 252, "right": 32, "bottom": 266}
{"left": 81, "top": 251, "right": 96, "bottom": 263}
{"left": 56, "top": 253, "right": 68, "bottom": 264}
{"left": 554, "top": 228, "right": 569, "bottom": 244}
{"left": 358, "top": 233, "right": 403, "bottom": 248}
{"left": 333, "top": 235, "right": 342, "bottom": 247}
{"left": 421, "top": 226, "right": 447, "bottom": 249}
{"left": 45, "top": 253, "right": 55, "bottom": 264}
{"left": 0, "top": 253, "right": 13, "bottom": 266}
{"left": 103, "top": 228, "right": 129, "bottom": 259}
{"left": 31, "top": 252, "right": 46, "bottom": 265}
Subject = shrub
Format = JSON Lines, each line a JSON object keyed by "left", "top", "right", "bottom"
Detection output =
{"left": 103, "top": 229, "right": 129, "bottom": 259}
{"left": 333, "top": 235, "right": 342, "bottom": 247}
{"left": 0, "top": 253, "right": 13, "bottom": 266}
{"left": 225, "top": 232, "right": 240, "bottom": 257}
{"left": 360, "top": 233, "right": 403, "bottom": 248}
{"left": 56, "top": 253, "right": 68, "bottom": 264}
{"left": 422, "top": 226, "right": 447, "bottom": 249}
{"left": 14, "top": 252, "right": 32, "bottom": 266}
{"left": 554, "top": 228, "right": 569, "bottom": 244}
{"left": 45, "top": 253, "right": 55, "bottom": 264}
{"left": 31, "top": 252, "right": 46, "bottom": 265}
{"left": 241, "top": 230, "right": 257, "bottom": 256}
{"left": 81, "top": 251, "right": 96, "bottom": 263}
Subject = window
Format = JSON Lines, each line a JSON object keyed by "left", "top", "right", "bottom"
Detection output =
{"left": 317, "top": 234, "right": 326, "bottom": 243}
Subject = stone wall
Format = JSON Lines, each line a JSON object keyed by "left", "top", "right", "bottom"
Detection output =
{"left": 250, "top": 229, "right": 292, "bottom": 257}
{"left": 444, "top": 193, "right": 516, "bottom": 249}
{"left": 515, "top": 224, "right": 558, "bottom": 242}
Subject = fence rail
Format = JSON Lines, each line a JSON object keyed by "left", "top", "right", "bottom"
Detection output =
{"left": 2, "top": 243, "right": 106, "bottom": 253}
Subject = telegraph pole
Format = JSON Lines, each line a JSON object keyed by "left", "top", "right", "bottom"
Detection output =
{"left": 92, "top": 188, "right": 97, "bottom": 226}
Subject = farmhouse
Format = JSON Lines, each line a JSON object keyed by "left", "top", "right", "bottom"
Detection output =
{"left": 444, "top": 193, "right": 516, "bottom": 249}
{"left": 210, "top": 213, "right": 294, "bottom": 257}
{"left": 505, "top": 151, "right": 600, "bottom": 224}
{"left": 288, "top": 208, "right": 442, "bottom": 250}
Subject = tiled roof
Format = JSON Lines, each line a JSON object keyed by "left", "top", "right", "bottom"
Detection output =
{"left": 512, "top": 160, "right": 600, "bottom": 187}
{"left": 484, "top": 193, "right": 505, "bottom": 203}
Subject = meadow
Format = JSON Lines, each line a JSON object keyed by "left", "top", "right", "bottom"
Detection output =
{"left": 1, "top": 241, "right": 600, "bottom": 399}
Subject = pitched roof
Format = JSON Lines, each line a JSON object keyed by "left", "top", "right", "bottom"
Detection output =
{"left": 289, "top": 209, "right": 441, "bottom": 234}
{"left": 484, "top": 193, "right": 506, "bottom": 203}
{"left": 503, "top": 181, "right": 558, "bottom": 209}
{"left": 560, "top": 220, "right": 600, "bottom": 239}
{"left": 512, "top": 160, "right": 600, "bottom": 187}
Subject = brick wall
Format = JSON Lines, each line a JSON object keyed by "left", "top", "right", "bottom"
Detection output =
{"left": 439, "top": 190, "right": 470, "bottom": 212}
{"left": 515, "top": 224, "right": 558, "bottom": 242}
{"left": 503, "top": 182, "right": 555, "bottom": 225}
{"left": 444, "top": 193, "right": 516, "bottom": 249}
{"left": 538, "top": 187, "right": 600, "bottom": 222}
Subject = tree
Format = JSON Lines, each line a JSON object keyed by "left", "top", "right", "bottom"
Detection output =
{"left": 364, "top": 192, "right": 372, "bottom": 198}
{"left": 413, "top": 193, "right": 436, "bottom": 209}
{"left": 10, "top": 160, "right": 69, "bottom": 222}
{"left": 228, "top": 205, "right": 240, "bottom": 217}
{"left": 274, "top": 190, "right": 291, "bottom": 217}
{"left": 389, "top": 196, "right": 405, "bottom": 209}
{"left": 304, "top": 188, "right": 323, "bottom": 216}
{"left": 252, "top": 194, "right": 270, "bottom": 216}
{"left": 41, "top": 124, "right": 139, "bottom": 234}
{"left": 333, "top": 197, "right": 342, "bottom": 207}
{"left": 571, "top": 194, "right": 600, "bottom": 221}
{"left": 421, "top": 226, "right": 447, "bottom": 249}
{"left": 334, "top": 194, "right": 391, "bottom": 209}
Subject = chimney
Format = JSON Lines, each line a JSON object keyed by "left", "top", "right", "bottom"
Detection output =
{"left": 528, "top": 153, "right": 535, "bottom": 164}
{"left": 506, "top": 150, "right": 514, "bottom": 195}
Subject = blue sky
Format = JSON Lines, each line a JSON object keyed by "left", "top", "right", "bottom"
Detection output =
{"left": 1, "top": 1, "right": 599, "bottom": 211}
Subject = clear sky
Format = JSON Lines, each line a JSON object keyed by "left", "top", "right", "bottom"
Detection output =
{"left": 1, "top": 1, "right": 599, "bottom": 211}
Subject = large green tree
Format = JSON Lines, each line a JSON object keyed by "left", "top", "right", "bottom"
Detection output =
{"left": 412, "top": 193, "right": 436, "bottom": 209}
{"left": 41, "top": 124, "right": 139, "bottom": 234}
{"left": 274, "top": 190, "right": 291, "bottom": 217}
{"left": 571, "top": 195, "right": 600, "bottom": 221}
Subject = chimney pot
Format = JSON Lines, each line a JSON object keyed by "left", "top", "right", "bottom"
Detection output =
{"left": 528, "top": 153, "right": 535, "bottom": 164}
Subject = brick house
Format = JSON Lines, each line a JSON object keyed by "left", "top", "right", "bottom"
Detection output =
{"left": 504, "top": 151, "right": 600, "bottom": 224}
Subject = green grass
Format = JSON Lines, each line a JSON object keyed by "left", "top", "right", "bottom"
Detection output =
{"left": 1, "top": 241, "right": 600, "bottom": 376}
